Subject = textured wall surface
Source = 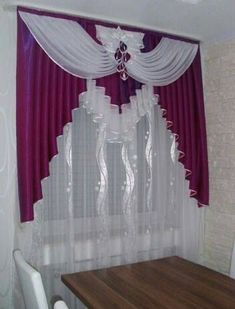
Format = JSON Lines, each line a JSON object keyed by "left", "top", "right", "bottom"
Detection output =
{"left": 0, "top": 6, "right": 16, "bottom": 309}
{"left": 203, "top": 40, "right": 235, "bottom": 274}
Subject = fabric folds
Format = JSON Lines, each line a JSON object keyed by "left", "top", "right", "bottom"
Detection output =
{"left": 80, "top": 80, "right": 159, "bottom": 142}
{"left": 127, "top": 38, "right": 198, "bottom": 86}
{"left": 17, "top": 7, "right": 209, "bottom": 222}
{"left": 19, "top": 12, "right": 117, "bottom": 79}
{"left": 19, "top": 11, "right": 198, "bottom": 86}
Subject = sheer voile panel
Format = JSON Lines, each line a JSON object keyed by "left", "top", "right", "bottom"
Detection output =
{"left": 14, "top": 104, "right": 202, "bottom": 308}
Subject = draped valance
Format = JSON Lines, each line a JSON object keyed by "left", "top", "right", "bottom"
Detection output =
{"left": 19, "top": 11, "right": 198, "bottom": 84}
{"left": 17, "top": 7, "right": 209, "bottom": 222}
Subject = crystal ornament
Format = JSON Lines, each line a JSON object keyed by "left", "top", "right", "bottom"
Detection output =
{"left": 115, "top": 41, "right": 131, "bottom": 81}
{"left": 96, "top": 25, "right": 145, "bottom": 81}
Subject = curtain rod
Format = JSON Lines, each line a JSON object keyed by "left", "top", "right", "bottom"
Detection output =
{"left": 3, "top": 1, "right": 201, "bottom": 42}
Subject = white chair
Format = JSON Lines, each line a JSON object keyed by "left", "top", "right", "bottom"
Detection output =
{"left": 54, "top": 300, "right": 69, "bottom": 309}
{"left": 13, "top": 249, "right": 69, "bottom": 309}
{"left": 230, "top": 240, "right": 235, "bottom": 279}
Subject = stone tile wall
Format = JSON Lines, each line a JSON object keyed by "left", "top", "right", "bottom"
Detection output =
{"left": 202, "top": 40, "right": 235, "bottom": 274}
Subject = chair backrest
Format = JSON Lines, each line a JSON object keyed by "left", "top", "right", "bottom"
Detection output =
{"left": 13, "top": 249, "right": 49, "bottom": 309}
{"left": 54, "top": 300, "right": 69, "bottom": 309}
{"left": 230, "top": 240, "right": 235, "bottom": 279}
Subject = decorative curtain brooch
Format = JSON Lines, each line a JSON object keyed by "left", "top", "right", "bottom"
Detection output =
{"left": 96, "top": 25, "right": 145, "bottom": 81}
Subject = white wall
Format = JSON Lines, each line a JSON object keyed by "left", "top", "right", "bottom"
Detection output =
{"left": 202, "top": 39, "right": 235, "bottom": 274}
{"left": 0, "top": 5, "right": 17, "bottom": 309}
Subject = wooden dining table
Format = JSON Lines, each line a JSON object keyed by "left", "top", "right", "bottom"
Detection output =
{"left": 61, "top": 256, "right": 235, "bottom": 308}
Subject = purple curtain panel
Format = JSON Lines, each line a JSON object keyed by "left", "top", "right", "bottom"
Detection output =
{"left": 17, "top": 7, "right": 209, "bottom": 222}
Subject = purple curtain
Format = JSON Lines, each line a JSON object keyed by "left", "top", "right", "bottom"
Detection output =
{"left": 17, "top": 7, "right": 209, "bottom": 222}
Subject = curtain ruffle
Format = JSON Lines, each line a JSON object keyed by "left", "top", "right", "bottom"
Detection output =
{"left": 80, "top": 80, "right": 158, "bottom": 142}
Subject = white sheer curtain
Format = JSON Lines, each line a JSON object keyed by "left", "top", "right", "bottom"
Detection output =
{"left": 14, "top": 99, "right": 202, "bottom": 308}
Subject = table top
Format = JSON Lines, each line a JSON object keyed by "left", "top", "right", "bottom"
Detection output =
{"left": 61, "top": 256, "right": 235, "bottom": 309}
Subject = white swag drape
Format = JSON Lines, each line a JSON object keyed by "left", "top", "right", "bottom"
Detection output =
{"left": 19, "top": 12, "right": 198, "bottom": 85}
{"left": 14, "top": 11, "right": 203, "bottom": 309}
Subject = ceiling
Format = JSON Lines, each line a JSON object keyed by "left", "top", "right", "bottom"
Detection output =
{"left": 3, "top": 0, "right": 235, "bottom": 42}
